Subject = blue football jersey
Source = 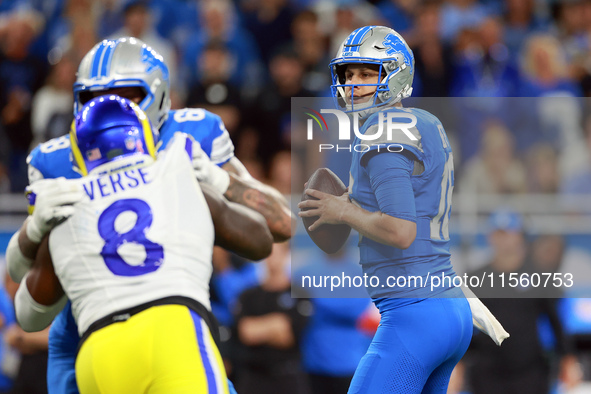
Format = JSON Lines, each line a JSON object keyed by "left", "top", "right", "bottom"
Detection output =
{"left": 27, "top": 108, "right": 234, "bottom": 184}
{"left": 26, "top": 108, "right": 235, "bottom": 394}
{"left": 349, "top": 106, "right": 456, "bottom": 299}
{"left": 158, "top": 108, "right": 234, "bottom": 166}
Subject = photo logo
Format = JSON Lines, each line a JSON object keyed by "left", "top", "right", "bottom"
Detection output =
{"left": 305, "top": 108, "right": 416, "bottom": 153}
{"left": 304, "top": 107, "right": 328, "bottom": 139}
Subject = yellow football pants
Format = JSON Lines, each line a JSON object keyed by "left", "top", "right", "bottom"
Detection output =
{"left": 76, "top": 304, "right": 229, "bottom": 394}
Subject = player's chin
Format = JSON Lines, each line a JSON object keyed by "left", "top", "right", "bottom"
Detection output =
{"left": 349, "top": 96, "right": 372, "bottom": 105}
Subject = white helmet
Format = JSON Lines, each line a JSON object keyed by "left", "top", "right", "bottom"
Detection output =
{"left": 74, "top": 37, "right": 171, "bottom": 130}
{"left": 330, "top": 26, "right": 415, "bottom": 118}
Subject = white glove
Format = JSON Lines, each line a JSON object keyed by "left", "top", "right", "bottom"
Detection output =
{"left": 191, "top": 139, "right": 230, "bottom": 194}
{"left": 25, "top": 178, "right": 85, "bottom": 243}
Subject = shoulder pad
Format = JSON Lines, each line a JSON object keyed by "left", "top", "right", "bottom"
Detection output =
{"left": 160, "top": 108, "right": 234, "bottom": 166}
{"left": 27, "top": 136, "right": 80, "bottom": 181}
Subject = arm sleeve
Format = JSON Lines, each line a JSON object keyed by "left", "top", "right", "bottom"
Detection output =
{"left": 15, "top": 273, "right": 67, "bottom": 332}
{"left": 365, "top": 151, "right": 417, "bottom": 222}
{"left": 6, "top": 229, "right": 33, "bottom": 283}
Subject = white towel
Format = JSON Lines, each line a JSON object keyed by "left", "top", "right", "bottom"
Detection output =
{"left": 461, "top": 285, "right": 510, "bottom": 346}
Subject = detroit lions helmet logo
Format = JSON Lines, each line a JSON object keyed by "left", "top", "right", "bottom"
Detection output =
{"left": 382, "top": 33, "right": 413, "bottom": 72}
{"left": 141, "top": 46, "right": 169, "bottom": 81}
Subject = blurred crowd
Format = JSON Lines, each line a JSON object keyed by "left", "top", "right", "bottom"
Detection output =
{"left": 0, "top": 0, "right": 590, "bottom": 197}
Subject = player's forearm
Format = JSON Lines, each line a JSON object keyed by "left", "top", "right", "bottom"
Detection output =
{"left": 202, "top": 184, "right": 273, "bottom": 260}
{"left": 341, "top": 204, "right": 416, "bottom": 249}
{"left": 15, "top": 273, "right": 67, "bottom": 332}
{"left": 238, "top": 314, "right": 294, "bottom": 348}
{"left": 224, "top": 175, "right": 294, "bottom": 242}
{"left": 19, "top": 327, "right": 50, "bottom": 351}
{"left": 216, "top": 200, "right": 273, "bottom": 261}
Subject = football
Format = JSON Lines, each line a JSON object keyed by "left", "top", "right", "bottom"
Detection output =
{"left": 301, "top": 168, "right": 351, "bottom": 254}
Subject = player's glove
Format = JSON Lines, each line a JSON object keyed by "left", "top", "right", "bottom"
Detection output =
{"left": 190, "top": 139, "right": 230, "bottom": 194}
{"left": 25, "top": 178, "right": 84, "bottom": 243}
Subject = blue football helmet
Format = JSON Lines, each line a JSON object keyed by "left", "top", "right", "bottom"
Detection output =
{"left": 70, "top": 95, "right": 157, "bottom": 176}
{"left": 74, "top": 37, "right": 171, "bottom": 130}
{"left": 330, "top": 26, "right": 415, "bottom": 118}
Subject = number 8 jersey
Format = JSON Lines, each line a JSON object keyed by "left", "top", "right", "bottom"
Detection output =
{"left": 48, "top": 134, "right": 214, "bottom": 336}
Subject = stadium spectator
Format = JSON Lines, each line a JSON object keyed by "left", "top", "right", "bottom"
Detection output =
{"left": 145, "top": 0, "right": 199, "bottom": 49}
{"left": 185, "top": 40, "right": 244, "bottom": 135}
{"left": 210, "top": 246, "right": 262, "bottom": 381}
{"left": 267, "top": 150, "right": 292, "bottom": 196}
{"left": 465, "top": 210, "right": 578, "bottom": 394}
{"left": 3, "top": 273, "right": 48, "bottom": 394}
{"left": 45, "top": 0, "right": 98, "bottom": 61}
{"left": 294, "top": 247, "right": 373, "bottom": 394}
{"left": 242, "top": 47, "right": 312, "bottom": 167}
{"left": 182, "top": 0, "right": 263, "bottom": 93}
{"left": 375, "top": 0, "right": 417, "bottom": 36}
{"left": 29, "top": 51, "right": 76, "bottom": 149}
{"left": 410, "top": 0, "right": 453, "bottom": 97}
{"left": 234, "top": 242, "right": 312, "bottom": 394}
{"left": 240, "top": 0, "right": 296, "bottom": 65}
{"left": 519, "top": 35, "right": 587, "bottom": 176}
{"left": 551, "top": 0, "right": 588, "bottom": 66}
{"left": 95, "top": 0, "right": 124, "bottom": 39}
{"left": 561, "top": 115, "right": 591, "bottom": 195}
{"left": 519, "top": 33, "right": 582, "bottom": 97}
{"left": 531, "top": 234, "right": 566, "bottom": 274}
{"left": 52, "top": 13, "right": 97, "bottom": 65}
{"left": 322, "top": 1, "right": 380, "bottom": 59}
{"left": 525, "top": 144, "right": 560, "bottom": 194}
{"left": 530, "top": 234, "right": 586, "bottom": 392}
{"left": 459, "top": 120, "right": 527, "bottom": 194}
{"left": 0, "top": 10, "right": 47, "bottom": 193}
{"left": 291, "top": 10, "right": 331, "bottom": 95}
{"left": 451, "top": 16, "right": 520, "bottom": 98}
{"left": 439, "top": 0, "right": 488, "bottom": 43}
{"left": 503, "top": 0, "right": 548, "bottom": 57}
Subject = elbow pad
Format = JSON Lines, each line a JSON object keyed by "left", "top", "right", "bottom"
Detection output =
{"left": 6, "top": 230, "right": 33, "bottom": 283}
{"left": 15, "top": 274, "right": 67, "bottom": 332}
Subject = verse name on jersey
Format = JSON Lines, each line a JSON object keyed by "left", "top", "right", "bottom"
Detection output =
{"left": 83, "top": 168, "right": 151, "bottom": 200}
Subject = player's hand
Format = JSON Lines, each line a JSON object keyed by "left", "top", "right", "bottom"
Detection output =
{"left": 188, "top": 137, "right": 230, "bottom": 194}
{"left": 298, "top": 189, "right": 351, "bottom": 231}
{"left": 25, "top": 178, "right": 84, "bottom": 243}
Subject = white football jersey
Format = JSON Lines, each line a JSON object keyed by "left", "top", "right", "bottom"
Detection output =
{"left": 49, "top": 134, "right": 215, "bottom": 335}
